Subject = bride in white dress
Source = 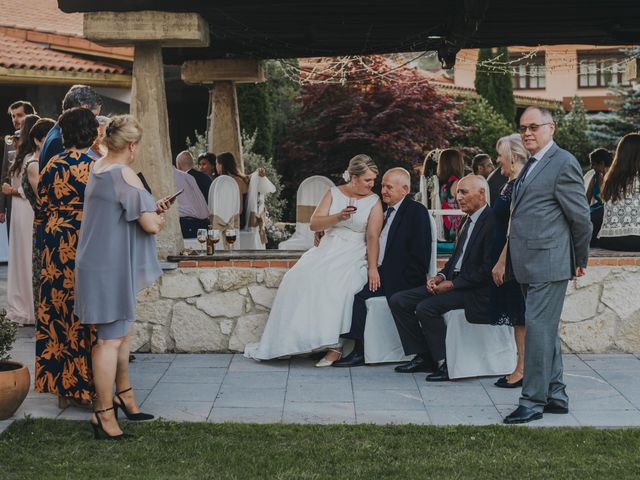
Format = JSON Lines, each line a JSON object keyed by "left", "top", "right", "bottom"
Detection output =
{"left": 244, "top": 155, "right": 383, "bottom": 365}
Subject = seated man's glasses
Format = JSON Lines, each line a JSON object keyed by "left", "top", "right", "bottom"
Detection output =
{"left": 519, "top": 123, "right": 552, "bottom": 134}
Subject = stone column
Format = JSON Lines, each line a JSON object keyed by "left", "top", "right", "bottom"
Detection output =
{"left": 182, "top": 59, "right": 265, "bottom": 174}
{"left": 209, "top": 81, "right": 243, "bottom": 171}
{"left": 84, "top": 11, "right": 209, "bottom": 258}
{"left": 130, "top": 44, "right": 181, "bottom": 257}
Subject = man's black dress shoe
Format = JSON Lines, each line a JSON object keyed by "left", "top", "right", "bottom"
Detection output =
{"left": 394, "top": 356, "right": 435, "bottom": 373}
{"left": 503, "top": 405, "right": 543, "bottom": 424}
{"left": 494, "top": 376, "right": 523, "bottom": 388}
{"left": 543, "top": 400, "right": 569, "bottom": 414}
{"left": 425, "top": 362, "right": 449, "bottom": 382}
{"left": 333, "top": 350, "right": 365, "bottom": 367}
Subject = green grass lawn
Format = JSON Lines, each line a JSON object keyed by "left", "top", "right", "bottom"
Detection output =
{"left": 1, "top": 418, "right": 640, "bottom": 479}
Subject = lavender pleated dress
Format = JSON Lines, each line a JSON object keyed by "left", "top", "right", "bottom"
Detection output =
{"left": 75, "top": 165, "right": 162, "bottom": 339}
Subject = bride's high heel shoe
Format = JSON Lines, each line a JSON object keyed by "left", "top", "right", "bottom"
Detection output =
{"left": 315, "top": 348, "right": 342, "bottom": 368}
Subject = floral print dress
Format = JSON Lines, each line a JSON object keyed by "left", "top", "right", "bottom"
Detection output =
{"left": 35, "top": 150, "right": 96, "bottom": 402}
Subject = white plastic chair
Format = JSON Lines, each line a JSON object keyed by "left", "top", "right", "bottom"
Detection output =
{"left": 239, "top": 171, "right": 276, "bottom": 250}
{"left": 208, "top": 175, "right": 241, "bottom": 251}
{"left": 278, "top": 175, "right": 334, "bottom": 250}
{"left": 362, "top": 213, "right": 438, "bottom": 364}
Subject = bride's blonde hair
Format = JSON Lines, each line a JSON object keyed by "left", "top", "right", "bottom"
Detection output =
{"left": 347, "top": 154, "right": 378, "bottom": 178}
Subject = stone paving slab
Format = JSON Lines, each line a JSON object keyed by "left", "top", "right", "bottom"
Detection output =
{"left": 3, "top": 329, "right": 640, "bottom": 431}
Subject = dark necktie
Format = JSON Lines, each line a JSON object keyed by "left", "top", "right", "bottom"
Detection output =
{"left": 514, "top": 156, "right": 537, "bottom": 197}
{"left": 382, "top": 206, "right": 395, "bottom": 228}
{"left": 450, "top": 215, "right": 471, "bottom": 270}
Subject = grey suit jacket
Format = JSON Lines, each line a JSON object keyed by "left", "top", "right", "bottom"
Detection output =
{"left": 508, "top": 142, "right": 592, "bottom": 284}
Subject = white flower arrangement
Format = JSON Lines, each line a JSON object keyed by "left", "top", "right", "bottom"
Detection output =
{"left": 342, "top": 170, "right": 351, "bottom": 182}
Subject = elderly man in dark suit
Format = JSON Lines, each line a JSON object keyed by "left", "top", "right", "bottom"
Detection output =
{"left": 503, "top": 107, "right": 591, "bottom": 424}
{"left": 333, "top": 168, "right": 432, "bottom": 367}
{"left": 390, "top": 175, "right": 495, "bottom": 381}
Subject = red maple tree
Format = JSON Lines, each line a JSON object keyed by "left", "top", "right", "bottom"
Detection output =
{"left": 277, "top": 55, "right": 460, "bottom": 192}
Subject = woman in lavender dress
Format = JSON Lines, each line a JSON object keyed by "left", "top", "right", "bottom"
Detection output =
{"left": 75, "top": 115, "right": 172, "bottom": 440}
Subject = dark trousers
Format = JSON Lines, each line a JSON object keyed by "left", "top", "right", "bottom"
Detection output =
{"left": 180, "top": 217, "right": 209, "bottom": 239}
{"left": 342, "top": 284, "right": 386, "bottom": 341}
{"left": 589, "top": 207, "right": 603, "bottom": 247}
{"left": 389, "top": 285, "right": 465, "bottom": 363}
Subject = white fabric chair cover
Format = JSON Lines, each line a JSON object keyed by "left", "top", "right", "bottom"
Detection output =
{"left": 239, "top": 171, "right": 276, "bottom": 250}
{"left": 278, "top": 175, "right": 334, "bottom": 250}
{"left": 363, "top": 213, "right": 438, "bottom": 364}
{"left": 208, "top": 175, "right": 241, "bottom": 250}
{"left": 443, "top": 310, "right": 516, "bottom": 379}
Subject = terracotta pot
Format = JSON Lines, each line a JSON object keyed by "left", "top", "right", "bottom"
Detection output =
{"left": 0, "top": 361, "right": 30, "bottom": 420}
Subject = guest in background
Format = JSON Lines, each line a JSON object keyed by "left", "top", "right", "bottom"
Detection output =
{"left": 21, "top": 118, "right": 55, "bottom": 313}
{"left": 89, "top": 115, "right": 110, "bottom": 158}
{"left": 35, "top": 107, "right": 98, "bottom": 408}
{"left": 198, "top": 152, "right": 216, "bottom": 179}
{"left": 487, "top": 164, "right": 508, "bottom": 207}
{"left": 490, "top": 134, "right": 528, "bottom": 388}
{"left": 39, "top": 85, "right": 102, "bottom": 169}
{"left": 176, "top": 150, "right": 212, "bottom": 203}
{"left": 597, "top": 133, "right": 640, "bottom": 252}
{"left": 437, "top": 148, "right": 465, "bottom": 241}
{"left": 2, "top": 114, "right": 40, "bottom": 325}
{"left": 585, "top": 148, "right": 613, "bottom": 245}
{"left": 1, "top": 100, "right": 36, "bottom": 233}
{"left": 471, "top": 154, "right": 495, "bottom": 179}
{"left": 216, "top": 152, "right": 250, "bottom": 226}
{"left": 173, "top": 164, "right": 210, "bottom": 239}
{"left": 75, "top": 115, "right": 167, "bottom": 440}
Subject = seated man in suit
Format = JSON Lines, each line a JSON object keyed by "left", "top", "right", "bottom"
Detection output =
{"left": 334, "top": 168, "right": 431, "bottom": 367}
{"left": 389, "top": 175, "right": 495, "bottom": 381}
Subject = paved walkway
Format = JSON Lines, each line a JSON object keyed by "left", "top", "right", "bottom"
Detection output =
{"left": 2, "top": 326, "right": 640, "bottom": 433}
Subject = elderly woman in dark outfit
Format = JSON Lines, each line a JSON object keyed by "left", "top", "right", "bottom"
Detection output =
{"left": 75, "top": 115, "right": 171, "bottom": 440}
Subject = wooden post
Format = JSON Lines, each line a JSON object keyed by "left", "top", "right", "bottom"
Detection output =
{"left": 182, "top": 60, "right": 266, "bottom": 174}
{"left": 130, "top": 44, "right": 182, "bottom": 257}
{"left": 84, "top": 11, "right": 209, "bottom": 258}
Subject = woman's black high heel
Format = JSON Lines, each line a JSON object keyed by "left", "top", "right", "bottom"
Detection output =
{"left": 90, "top": 406, "right": 131, "bottom": 440}
{"left": 113, "top": 387, "right": 154, "bottom": 421}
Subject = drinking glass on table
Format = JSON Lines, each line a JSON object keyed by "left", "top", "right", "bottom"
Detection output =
{"left": 196, "top": 228, "right": 207, "bottom": 255}
{"left": 225, "top": 228, "right": 237, "bottom": 248}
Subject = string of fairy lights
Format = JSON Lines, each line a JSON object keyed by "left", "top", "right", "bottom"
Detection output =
{"left": 276, "top": 47, "right": 640, "bottom": 86}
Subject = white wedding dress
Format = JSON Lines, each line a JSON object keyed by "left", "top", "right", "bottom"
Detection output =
{"left": 244, "top": 187, "right": 379, "bottom": 360}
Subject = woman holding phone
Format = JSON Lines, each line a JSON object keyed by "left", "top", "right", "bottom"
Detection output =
{"left": 75, "top": 115, "right": 171, "bottom": 440}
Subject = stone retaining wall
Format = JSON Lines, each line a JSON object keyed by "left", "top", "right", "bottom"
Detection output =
{"left": 133, "top": 261, "right": 640, "bottom": 354}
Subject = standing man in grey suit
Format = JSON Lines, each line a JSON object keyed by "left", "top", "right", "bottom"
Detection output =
{"left": 503, "top": 107, "right": 592, "bottom": 424}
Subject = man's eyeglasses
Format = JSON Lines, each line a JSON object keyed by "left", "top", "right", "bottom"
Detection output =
{"left": 519, "top": 123, "right": 552, "bottom": 134}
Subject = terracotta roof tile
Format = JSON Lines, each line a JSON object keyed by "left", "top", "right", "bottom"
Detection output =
{"left": 0, "top": 33, "right": 127, "bottom": 74}
{"left": 0, "top": 0, "right": 82, "bottom": 37}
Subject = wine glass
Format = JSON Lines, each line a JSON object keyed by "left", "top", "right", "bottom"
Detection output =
{"left": 208, "top": 229, "right": 220, "bottom": 253}
{"left": 346, "top": 197, "right": 357, "bottom": 222}
{"left": 225, "top": 228, "right": 237, "bottom": 248}
{"left": 196, "top": 228, "right": 207, "bottom": 255}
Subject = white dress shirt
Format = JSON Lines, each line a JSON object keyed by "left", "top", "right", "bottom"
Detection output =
{"left": 524, "top": 140, "right": 554, "bottom": 180}
{"left": 453, "top": 204, "right": 487, "bottom": 272}
{"left": 377, "top": 196, "right": 405, "bottom": 266}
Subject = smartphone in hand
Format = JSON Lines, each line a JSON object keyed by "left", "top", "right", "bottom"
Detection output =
{"left": 167, "top": 189, "right": 184, "bottom": 203}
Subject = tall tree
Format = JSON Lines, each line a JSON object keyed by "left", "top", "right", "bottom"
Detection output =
{"left": 237, "top": 81, "right": 273, "bottom": 158}
{"left": 452, "top": 95, "right": 513, "bottom": 158}
{"left": 587, "top": 86, "right": 640, "bottom": 151}
{"left": 485, "top": 47, "right": 516, "bottom": 126}
{"left": 555, "top": 96, "right": 594, "bottom": 166}
{"left": 277, "top": 55, "right": 459, "bottom": 200}
{"left": 474, "top": 48, "right": 493, "bottom": 99}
